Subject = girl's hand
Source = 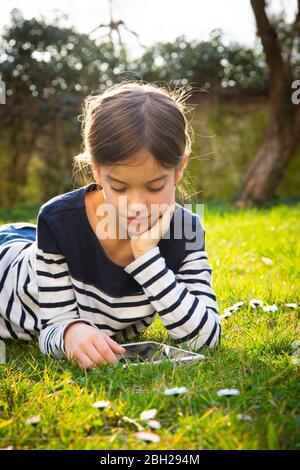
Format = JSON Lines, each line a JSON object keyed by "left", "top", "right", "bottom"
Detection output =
{"left": 64, "top": 322, "right": 126, "bottom": 370}
{"left": 129, "top": 193, "right": 176, "bottom": 259}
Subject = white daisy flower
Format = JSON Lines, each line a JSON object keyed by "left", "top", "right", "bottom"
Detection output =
{"left": 233, "top": 302, "right": 245, "bottom": 309}
{"left": 134, "top": 431, "right": 160, "bottom": 442}
{"left": 0, "top": 340, "right": 6, "bottom": 364}
{"left": 237, "top": 414, "right": 253, "bottom": 421}
{"left": 92, "top": 400, "right": 111, "bottom": 409}
{"left": 291, "top": 340, "right": 300, "bottom": 350}
{"left": 250, "top": 299, "right": 264, "bottom": 308}
{"left": 291, "top": 356, "right": 300, "bottom": 365}
{"left": 25, "top": 415, "right": 41, "bottom": 425}
{"left": 217, "top": 388, "right": 240, "bottom": 397}
{"left": 163, "top": 386, "right": 188, "bottom": 395}
{"left": 263, "top": 305, "right": 278, "bottom": 312}
{"left": 148, "top": 420, "right": 161, "bottom": 429}
{"left": 261, "top": 256, "right": 273, "bottom": 266}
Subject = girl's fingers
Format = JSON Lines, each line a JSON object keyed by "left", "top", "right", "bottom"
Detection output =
{"left": 84, "top": 343, "right": 106, "bottom": 366}
{"left": 75, "top": 352, "right": 96, "bottom": 370}
{"left": 140, "top": 203, "right": 173, "bottom": 240}
{"left": 105, "top": 335, "right": 125, "bottom": 352}
{"left": 105, "top": 335, "right": 126, "bottom": 354}
{"left": 158, "top": 202, "right": 175, "bottom": 239}
{"left": 92, "top": 335, "right": 119, "bottom": 364}
{"left": 130, "top": 199, "right": 176, "bottom": 247}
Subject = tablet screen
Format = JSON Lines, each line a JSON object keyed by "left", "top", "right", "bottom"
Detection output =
{"left": 115, "top": 341, "right": 201, "bottom": 364}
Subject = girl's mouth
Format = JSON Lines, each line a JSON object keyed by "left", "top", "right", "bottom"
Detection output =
{"left": 127, "top": 216, "right": 148, "bottom": 223}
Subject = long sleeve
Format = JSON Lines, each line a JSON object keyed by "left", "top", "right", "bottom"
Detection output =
{"left": 36, "top": 211, "right": 98, "bottom": 359}
{"left": 112, "top": 313, "right": 156, "bottom": 343}
{"left": 123, "top": 221, "right": 221, "bottom": 351}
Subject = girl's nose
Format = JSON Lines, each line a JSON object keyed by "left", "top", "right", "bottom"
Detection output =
{"left": 127, "top": 202, "right": 148, "bottom": 217}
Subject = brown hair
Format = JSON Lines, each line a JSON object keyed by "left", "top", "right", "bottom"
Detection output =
{"left": 73, "top": 80, "right": 197, "bottom": 204}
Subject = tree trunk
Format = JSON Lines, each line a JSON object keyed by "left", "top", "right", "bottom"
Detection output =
{"left": 235, "top": 0, "right": 300, "bottom": 207}
{"left": 235, "top": 109, "right": 300, "bottom": 207}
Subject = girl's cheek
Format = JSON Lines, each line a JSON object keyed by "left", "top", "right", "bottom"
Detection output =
{"left": 149, "top": 187, "right": 175, "bottom": 218}
{"left": 100, "top": 191, "right": 121, "bottom": 220}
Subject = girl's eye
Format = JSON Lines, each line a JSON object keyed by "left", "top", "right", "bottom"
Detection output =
{"left": 148, "top": 186, "right": 165, "bottom": 192}
{"left": 111, "top": 186, "right": 165, "bottom": 193}
{"left": 111, "top": 188, "right": 127, "bottom": 193}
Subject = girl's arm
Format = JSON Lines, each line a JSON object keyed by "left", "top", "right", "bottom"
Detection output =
{"left": 123, "top": 219, "right": 221, "bottom": 351}
{"left": 36, "top": 211, "right": 98, "bottom": 359}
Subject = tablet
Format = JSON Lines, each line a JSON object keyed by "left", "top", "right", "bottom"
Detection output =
{"left": 114, "top": 341, "right": 205, "bottom": 366}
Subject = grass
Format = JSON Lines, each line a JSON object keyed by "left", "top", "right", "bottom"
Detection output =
{"left": 0, "top": 202, "right": 300, "bottom": 450}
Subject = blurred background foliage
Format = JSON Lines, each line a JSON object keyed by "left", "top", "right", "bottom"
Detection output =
{"left": 0, "top": 7, "right": 299, "bottom": 209}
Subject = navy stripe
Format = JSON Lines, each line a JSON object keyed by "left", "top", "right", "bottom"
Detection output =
{"left": 167, "top": 296, "right": 199, "bottom": 330}
{"left": 77, "top": 301, "right": 156, "bottom": 324}
{"left": 173, "top": 309, "right": 209, "bottom": 343}
{"left": 36, "top": 254, "right": 66, "bottom": 264}
{"left": 128, "top": 252, "right": 161, "bottom": 276}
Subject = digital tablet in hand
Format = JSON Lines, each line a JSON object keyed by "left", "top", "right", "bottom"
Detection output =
{"left": 114, "top": 341, "right": 205, "bottom": 366}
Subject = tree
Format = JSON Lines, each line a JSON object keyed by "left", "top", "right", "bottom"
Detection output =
{"left": 0, "top": 9, "right": 123, "bottom": 206}
{"left": 235, "top": 0, "right": 300, "bottom": 207}
{"left": 89, "top": 0, "right": 147, "bottom": 66}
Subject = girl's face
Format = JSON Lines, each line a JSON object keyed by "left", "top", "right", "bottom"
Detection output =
{"left": 92, "top": 148, "right": 188, "bottom": 237}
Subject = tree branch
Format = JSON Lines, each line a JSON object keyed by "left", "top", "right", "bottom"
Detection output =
{"left": 250, "top": 0, "right": 285, "bottom": 107}
{"left": 286, "top": 0, "right": 300, "bottom": 72}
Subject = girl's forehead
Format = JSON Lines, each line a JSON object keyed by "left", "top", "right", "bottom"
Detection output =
{"left": 106, "top": 173, "right": 170, "bottom": 185}
{"left": 104, "top": 148, "right": 168, "bottom": 170}
{"left": 103, "top": 161, "right": 174, "bottom": 181}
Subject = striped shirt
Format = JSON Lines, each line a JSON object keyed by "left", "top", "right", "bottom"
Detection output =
{"left": 0, "top": 182, "right": 221, "bottom": 359}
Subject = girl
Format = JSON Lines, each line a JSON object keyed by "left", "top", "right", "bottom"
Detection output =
{"left": 0, "top": 81, "right": 221, "bottom": 370}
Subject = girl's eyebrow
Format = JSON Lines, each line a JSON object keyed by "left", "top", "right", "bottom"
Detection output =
{"left": 106, "top": 174, "right": 168, "bottom": 184}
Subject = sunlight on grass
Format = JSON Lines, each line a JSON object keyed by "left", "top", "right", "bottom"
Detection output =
{"left": 0, "top": 203, "right": 299, "bottom": 449}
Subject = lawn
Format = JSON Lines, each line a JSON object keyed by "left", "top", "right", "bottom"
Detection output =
{"left": 0, "top": 202, "right": 299, "bottom": 450}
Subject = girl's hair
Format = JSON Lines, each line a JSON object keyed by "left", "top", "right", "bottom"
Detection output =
{"left": 73, "top": 80, "right": 197, "bottom": 204}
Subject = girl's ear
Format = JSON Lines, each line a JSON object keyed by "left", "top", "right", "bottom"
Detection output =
{"left": 175, "top": 152, "right": 189, "bottom": 184}
{"left": 92, "top": 161, "right": 102, "bottom": 183}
